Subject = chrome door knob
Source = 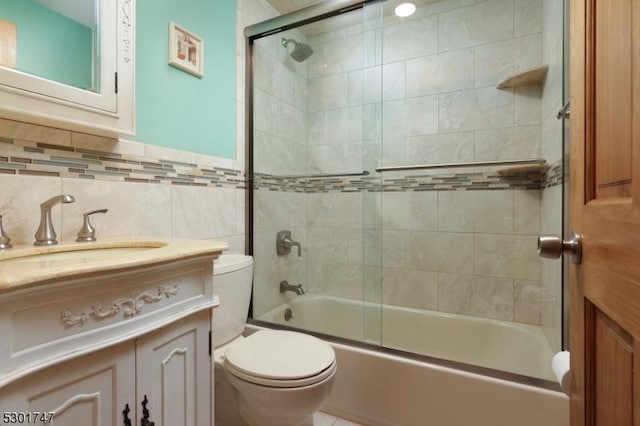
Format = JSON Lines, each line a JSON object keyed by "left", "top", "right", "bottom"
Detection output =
{"left": 537, "top": 233, "right": 582, "bottom": 264}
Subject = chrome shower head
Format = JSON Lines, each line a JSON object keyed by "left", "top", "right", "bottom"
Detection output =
{"left": 281, "top": 37, "right": 314, "bottom": 63}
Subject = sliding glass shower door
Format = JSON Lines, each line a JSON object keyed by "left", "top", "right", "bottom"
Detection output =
{"left": 249, "top": 3, "right": 384, "bottom": 345}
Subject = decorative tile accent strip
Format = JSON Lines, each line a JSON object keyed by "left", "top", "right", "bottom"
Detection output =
{"left": 254, "top": 160, "right": 565, "bottom": 193}
{"left": 0, "top": 137, "right": 564, "bottom": 193}
{"left": 542, "top": 160, "right": 564, "bottom": 189}
{"left": 0, "top": 138, "right": 246, "bottom": 189}
{"left": 254, "top": 168, "right": 546, "bottom": 193}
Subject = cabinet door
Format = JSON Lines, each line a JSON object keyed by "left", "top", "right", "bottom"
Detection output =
{"left": 0, "top": 340, "right": 135, "bottom": 426}
{"left": 135, "top": 310, "right": 212, "bottom": 426}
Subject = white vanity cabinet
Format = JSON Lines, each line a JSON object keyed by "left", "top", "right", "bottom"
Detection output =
{"left": 0, "top": 0, "right": 135, "bottom": 136}
{"left": 0, "top": 239, "right": 227, "bottom": 426}
{"left": 0, "top": 312, "right": 211, "bottom": 426}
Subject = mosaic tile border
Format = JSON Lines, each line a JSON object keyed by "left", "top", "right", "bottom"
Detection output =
{"left": 0, "top": 138, "right": 246, "bottom": 189}
{"left": 0, "top": 137, "right": 564, "bottom": 193}
{"left": 254, "top": 160, "right": 564, "bottom": 193}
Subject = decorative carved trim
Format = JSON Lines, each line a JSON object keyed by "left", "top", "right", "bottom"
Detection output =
{"left": 121, "top": 0, "right": 134, "bottom": 64}
{"left": 62, "top": 283, "right": 180, "bottom": 327}
{"left": 53, "top": 392, "right": 100, "bottom": 416}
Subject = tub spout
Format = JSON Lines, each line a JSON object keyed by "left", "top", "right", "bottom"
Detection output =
{"left": 280, "top": 280, "right": 305, "bottom": 295}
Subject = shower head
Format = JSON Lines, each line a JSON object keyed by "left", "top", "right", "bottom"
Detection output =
{"left": 281, "top": 37, "right": 314, "bottom": 63}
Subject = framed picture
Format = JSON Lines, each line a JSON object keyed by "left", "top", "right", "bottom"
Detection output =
{"left": 168, "top": 22, "right": 203, "bottom": 78}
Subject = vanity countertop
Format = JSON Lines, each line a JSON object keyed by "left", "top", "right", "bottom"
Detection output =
{"left": 0, "top": 236, "right": 228, "bottom": 291}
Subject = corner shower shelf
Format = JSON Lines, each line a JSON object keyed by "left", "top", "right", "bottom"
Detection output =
{"left": 496, "top": 66, "right": 549, "bottom": 89}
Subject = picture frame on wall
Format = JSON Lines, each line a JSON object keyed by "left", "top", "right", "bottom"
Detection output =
{"left": 168, "top": 22, "right": 203, "bottom": 78}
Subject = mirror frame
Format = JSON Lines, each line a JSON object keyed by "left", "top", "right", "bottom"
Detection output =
{"left": 0, "top": 0, "right": 135, "bottom": 136}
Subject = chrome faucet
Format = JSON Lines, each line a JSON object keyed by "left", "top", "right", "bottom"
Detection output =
{"left": 276, "top": 230, "right": 302, "bottom": 257}
{"left": 280, "top": 280, "right": 305, "bottom": 296}
{"left": 34, "top": 194, "right": 75, "bottom": 246}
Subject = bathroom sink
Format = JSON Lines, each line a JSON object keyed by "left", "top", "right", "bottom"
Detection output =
{"left": 0, "top": 237, "right": 228, "bottom": 290}
{"left": 2, "top": 246, "right": 160, "bottom": 264}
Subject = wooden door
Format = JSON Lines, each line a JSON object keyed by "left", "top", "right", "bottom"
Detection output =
{"left": 570, "top": 0, "right": 640, "bottom": 425}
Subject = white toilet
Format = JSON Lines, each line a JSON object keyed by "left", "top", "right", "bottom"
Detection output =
{"left": 212, "top": 255, "right": 336, "bottom": 426}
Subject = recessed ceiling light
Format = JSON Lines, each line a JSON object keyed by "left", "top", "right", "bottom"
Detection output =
{"left": 394, "top": 2, "right": 416, "bottom": 17}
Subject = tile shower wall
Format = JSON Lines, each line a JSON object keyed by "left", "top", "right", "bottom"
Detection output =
{"left": 240, "top": 0, "right": 310, "bottom": 316}
{"left": 0, "top": 118, "right": 246, "bottom": 253}
{"left": 296, "top": 0, "right": 550, "bottom": 325}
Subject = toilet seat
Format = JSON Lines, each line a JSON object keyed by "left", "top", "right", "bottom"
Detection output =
{"left": 223, "top": 330, "right": 336, "bottom": 388}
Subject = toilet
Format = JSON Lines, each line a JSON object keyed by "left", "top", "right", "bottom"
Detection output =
{"left": 212, "top": 255, "right": 336, "bottom": 426}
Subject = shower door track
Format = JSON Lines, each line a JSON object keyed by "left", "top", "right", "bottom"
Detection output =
{"left": 245, "top": 0, "right": 376, "bottom": 39}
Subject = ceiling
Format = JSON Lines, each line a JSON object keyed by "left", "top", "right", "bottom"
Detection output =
{"left": 267, "top": 0, "right": 442, "bottom": 37}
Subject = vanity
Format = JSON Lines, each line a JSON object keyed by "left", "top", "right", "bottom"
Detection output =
{"left": 0, "top": 0, "right": 135, "bottom": 136}
{"left": 0, "top": 237, "right": 227, "bottom": 425}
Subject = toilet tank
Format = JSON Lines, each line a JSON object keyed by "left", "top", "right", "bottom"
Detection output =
{"left": 212, "top": 255, "right": 254, "bottom": 347}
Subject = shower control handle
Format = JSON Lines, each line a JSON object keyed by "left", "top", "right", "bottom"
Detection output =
{"left": 276, "top": 230, "right": 302, "bottom": 257}
{"left": 537, "top": 233, "right": 582, "bottom": 264}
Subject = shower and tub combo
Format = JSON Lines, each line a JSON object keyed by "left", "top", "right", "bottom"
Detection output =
{"left": 245, "top": 0, "right": 569, "bottom": 424}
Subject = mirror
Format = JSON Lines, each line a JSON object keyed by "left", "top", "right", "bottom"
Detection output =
{"left": 0, "top": 0, "right": 98, "bottom": 92}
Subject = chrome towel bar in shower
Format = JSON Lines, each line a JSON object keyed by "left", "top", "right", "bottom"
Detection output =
{"left": 255, "top": 170, "right": 370, "bottom": 179}
{"left": 375, "top": 158, "right": 546, "bottom": 173}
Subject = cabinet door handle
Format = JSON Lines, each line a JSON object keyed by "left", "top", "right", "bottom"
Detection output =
{"left": 141, "top": 395, "right": 155, "bottom": 426}
{"left": 123, "top": 404, "right": 132, "bottom": 426}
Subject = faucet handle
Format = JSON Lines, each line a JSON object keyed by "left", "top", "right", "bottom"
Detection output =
{"left": 76, "top": 209, "right": 108, "bottom": 243}
{"left": 0, "top": 215, "right": 12, "bottom": 249}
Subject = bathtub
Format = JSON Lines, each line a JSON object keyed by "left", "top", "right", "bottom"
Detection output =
{"left": 253, "top": 294, "right": 569, "bottom": 426}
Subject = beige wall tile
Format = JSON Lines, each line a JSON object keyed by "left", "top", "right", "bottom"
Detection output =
{"left": 438, "top": 273, "right": 514, "bottom": 321}
{"left": 0, "top": 118, "right": 71, "bottom": 146}
{"left": 407, "top": 231, "right": 474, "bottom": 274}
{"left": 514, "top": 189, "right": 541, "bottom": 235}
{"left": 60, "top": 178, "right": 172, "bottom": 242}
{"left": 438, "top": 0, "right": 514, "bottom": 52}
{"left": 474, "top": 233, "right": 541, "bottom": 280}
{"left": 383, "top": 95, "right": 439, "bottom": 138}
{"left": 475, "top": 126, "right": 541, "bottom": 161}
{"left": 406, "top": 132, "right": 475, "bottom": 165}
{"left": 171, "top": 186, "right": 237, "bottom": 239}
{"left": 382, "top": 16, "right": 438, "bottom": 63}
{"left": 406, "top": 49, "right": 474, "bottom": 97}
{"left": 514, "top": 280, "right": 542, "bottom": 324}
{"left": 439, "top": 87, "right": 513, "bottom": 133}
{"left": 0, "top": 174, "right": 62, "bottom": 245}
{"left": 383, "top": 267, "right": 438, "bottom": 310}
{"left": 439, "top": 190, "right": 514, "bottom": 234}
{"left": 515, "top": 0, "right": 542, "bottom": 37}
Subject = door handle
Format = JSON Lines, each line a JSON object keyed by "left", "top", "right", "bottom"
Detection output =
{"left": 141, "top": 395, "right": 155, "bottom": 426}
{"left": 123, "top": 404, "right": 131, "bottom": 426}
{"left": 537, "top": 232, "right": 582, "bottom": 264}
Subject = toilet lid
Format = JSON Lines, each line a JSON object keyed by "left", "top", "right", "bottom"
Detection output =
{"left": 223, "top": 330, "right": 335, "bottom": 381}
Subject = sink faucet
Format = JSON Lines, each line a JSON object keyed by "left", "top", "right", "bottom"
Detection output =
{"left": 34, "top": 194, "right": 75, "bottom": 246}
{"left": 280, "top": 280, "right": 305, "bottom": 296}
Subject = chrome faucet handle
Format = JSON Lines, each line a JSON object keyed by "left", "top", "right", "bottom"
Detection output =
{"left": 0, "top": 215, "right": 12, "bottom": 249}
{"left": 76, "top": 209, "right": 108, "bottom": 242}
{"left": 276, "top": 230, "right": 302, "bottom": 257}
{"left": 34, "top": 194, "right": 75, "bottom": 246}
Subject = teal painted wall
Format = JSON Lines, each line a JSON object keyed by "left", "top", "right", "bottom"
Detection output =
{"left": 0, "top": 0, "right": 93, "bottom": 89}
{"left": 135, "top": 0, "right": 236, "bottom": 159}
